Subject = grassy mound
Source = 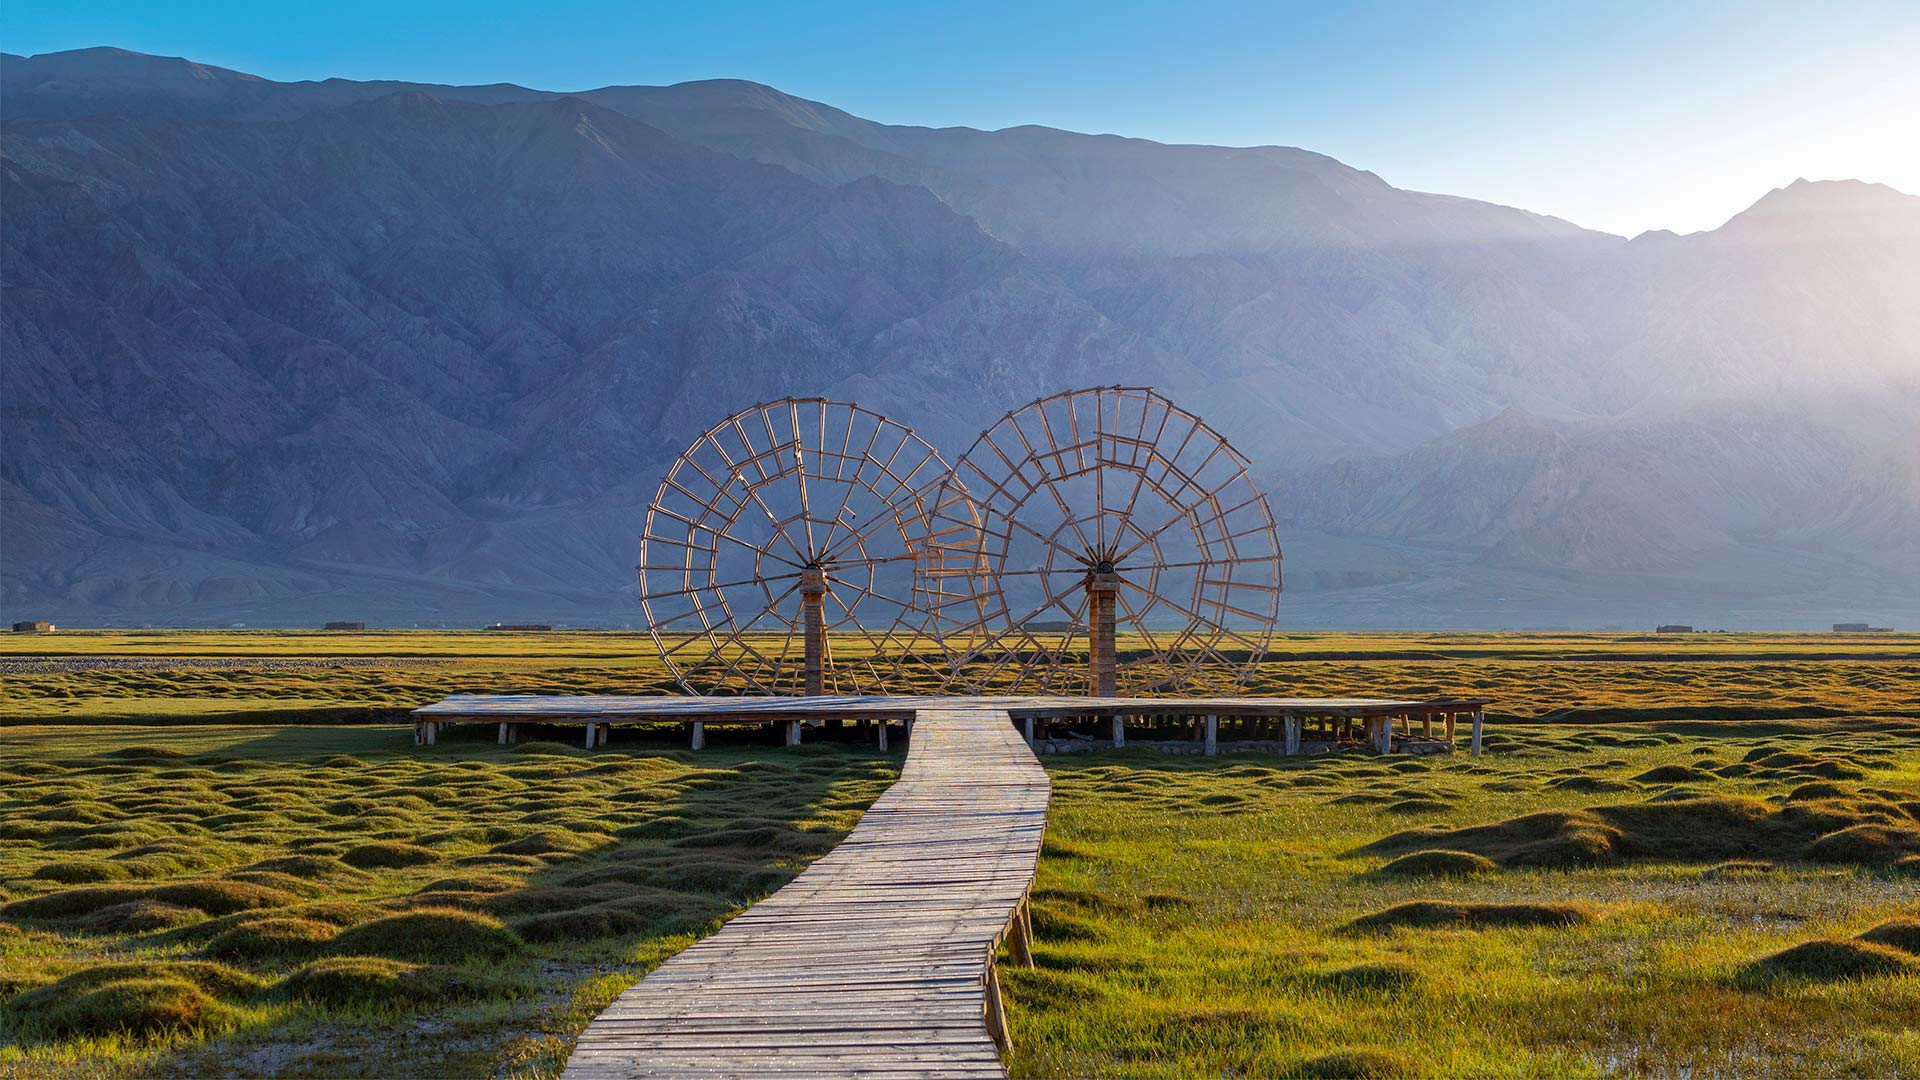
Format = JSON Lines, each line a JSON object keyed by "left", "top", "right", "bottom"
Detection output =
{"left": 205, "top": 917, "right": 337, "bottom": 962}
{"left": 11, "top": 978, "right": 238, "bottom": 1040}
{"left": 1857, "top": 918, "right": 1920, "bottom": 955}
{"left": 511, "top": 890, "right": 725, "bottom": 943}
{"left": 79, "top": 899, "right": 205, "bottom": 933}
{"left": 242, "top": 855, "right": 373, "bottom": 884}
{"left": 2, "top": 884, "right": 150, "bottom": 920}
{"left": 1808, "top": 824, "right": 1920, "bottom": 864}
{"left": 1373, "top": 850, "right": 1496, "bottom": 879}
{"left": 1349, "top": 901, "right": 1595, "bottom": 932}
{"left": 340, "top": 842, "right": 441, "bottom": 869}
{"left": 1363, "top": 794, "right": 1920, "bottom": 869}
{"left": 149, "top": 880, "right": 300, "bottom": 916}
{"left": 1282, "top": 1048, "right": 1417, "bottom": 1078}
{"left": 489, "top": 829, "right": 605, "bottom": 857}
{"left": 326, "top": 908, "right": 520, "bottom": 963}
{"left": 7, "top": 961, "right": 262, "bottom": 1039}
{"left": 275, "top": 956, "right": 508, "bottom": 1010}
{"left": 1634, "top": 764, "right": 1714, "bottom": 784}
{"left": 1741, "top": 939, "right": 1920, "bottom": 983}
{"left": 33, "top": 859, "right": 133, "bottom": 884}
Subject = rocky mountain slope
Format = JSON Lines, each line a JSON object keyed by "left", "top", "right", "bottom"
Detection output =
{"left": 3, "top": 48, "right": 1915, "bottom": 628}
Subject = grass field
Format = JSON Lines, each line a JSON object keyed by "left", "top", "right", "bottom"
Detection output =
{"left": 1009, "top": 718, "right": 1920, "bottom": 1077}
{"left": 2, "top": 631, "right": 1918, "bottom": 1078}
{"left": 5, "top": 630, "right": 1917, "bottom": 725}
{"left": 0, "top": 725, "right": 895, "bottom": 1078}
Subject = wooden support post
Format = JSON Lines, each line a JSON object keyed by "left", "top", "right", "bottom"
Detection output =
{"left": 877, "top": 722, "right": 889, "bottom": 752}
{"left": 583, "top": 722, "right": 597, "bottom": 749}
{"left": 597, "top": 723, "right": 610, "bottom": 747}
{"left": 1005, "top": 898, "right": 1034, "bottom": 968}
{"left": 1471, "top": 709, "right": 1484, "bottom": 756}
{"left": 1110, "top": 714, "right": 1125, "bottom": 749}
{"left": 984, "top": 962, "right": 1011, "bottom": 1055}
{"left": 1445, "top": 712, "right": 1457, "bottom": 741}
{"left": 1422, "top": 713, "right": 1433, "bottom": 738}
{"left": 1284, "top": 714, "right": 1300, "bottom": 755}
{"left": 801, "top": 570, "right": 827, "bottom": 697}
{"left": 1088, "top": 572, "right": 1119, "bottom": 698}
{"left": 498, "top": 722, "right": 510, "bottom": 746}
{"left": 1024, "top": 716, "right": 1035, "bottom": 748}
{"left": 1204, "top": 715, "right": 1218, "bottom": 756}
{"left": 425, "top": 722, "right": 437, "bottom": 746}
{"left": 690, "top": 721, "right": 705, "bottom": 751}
{"left": 786, "top": 720, "right": 802, "bottom": 747}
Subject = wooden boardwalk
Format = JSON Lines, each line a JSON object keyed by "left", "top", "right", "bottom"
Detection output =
{"left": 558, "top": 702, "right": 1049, "bottom": 1080}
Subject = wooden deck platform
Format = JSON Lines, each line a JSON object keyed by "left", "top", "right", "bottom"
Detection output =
{"left": 557, "top": 701, "right": 1048, "bottom": 1079}
{"left": 411, "top": 693, "right": 1491, "bottom": 756}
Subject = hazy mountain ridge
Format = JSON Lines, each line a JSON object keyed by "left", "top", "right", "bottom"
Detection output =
{"left": 3, "top": 47, "right": 1916, "bottom": 628}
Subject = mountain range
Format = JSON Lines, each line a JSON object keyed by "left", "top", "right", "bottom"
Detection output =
{"left": 3, "top": 47, "right": 1916, "bottom": 629}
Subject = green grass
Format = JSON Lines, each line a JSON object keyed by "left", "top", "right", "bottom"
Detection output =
{"left": 4, "top": 630, "right": 1917, "bottom": 725}
{"left": 1004, "top": 718, "right": 1920, "bottom": 1078}
{"left": 4, "top": 631, "right": 1919, "bottom": 1077}
{"left": 0, "top": 723, "right": 895, "bottom": 1078}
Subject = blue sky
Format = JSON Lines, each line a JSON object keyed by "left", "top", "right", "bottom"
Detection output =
{"left": 6, "top": 1, "right": 1916, "bottom": 236}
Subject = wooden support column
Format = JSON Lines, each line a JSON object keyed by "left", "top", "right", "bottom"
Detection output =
{"left": 1445, "top": 712, "right": 1457, "bottom": 741}
{"left": 583, "top": 722, "right": 597, "bottom": 749}
{"left": 1204, "top": 714, "right": 1218, "bottom": 756}
{"left": 1471, "top": 709, "right": 1484, "bottom": 756}
{"left": 1284, "top": 713, "right": 1300, "bottom": 755}
{"left": 786, "top": 720, "right": 803, "bottom": 747}
{"left": 425, "top": 722, "right": 437, "bottom": 746}
{"left": 498, "top": 722, "right": 510, "bottom": 746}
{"left": 598, "top": 723, "right": 610, "bottom": 747}
{"left": 690, "top": 721, "right": 705, "bottom": 751}
{"left": 1023, "top": 716, "right": 1035, "bottom": 748}
{"left": 984, "top": 963, "right": 1011, "bottom": 1054}
{"left": 801, "top": 569, "right": 827, "bottom": 697}
{"left": 876, "top": 722, "right": 889, "bottom": 752}
{"left": 1422, "top": 713, "right": 1433, "bottom": 738}
{"left": 1004, "top": 898, "right": 1035, "bottom": 968}
{"left": 1087, "top": 571, "right": 1119, "bottom": 698}
{"left": 1110, "top": 713, "right": 1125, "bottom": 749}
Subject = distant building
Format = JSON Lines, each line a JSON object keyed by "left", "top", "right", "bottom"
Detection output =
{"left": 323, "top": 621, "right": 367, "bottom": 631}
{"left": 11, "top": 620, "right": 54, "bottom": 633}
{"left": 486, "top": 622, "right": 554, "bottom": 631}
{"left": 1656, "top": 624, "right": 1694, "bottom": 634}
{"left": 1833, "top": 622, "right": 1894, "bottom": 633}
